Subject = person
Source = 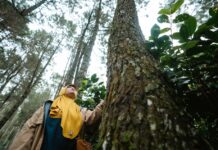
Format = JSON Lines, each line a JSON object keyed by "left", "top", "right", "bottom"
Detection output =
{"left": 8, "top": 84, "right": 105, "bottom": 150}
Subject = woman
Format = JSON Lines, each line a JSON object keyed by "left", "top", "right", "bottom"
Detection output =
{"left": 8, "top": 84, "right": 105, "bottom": 150}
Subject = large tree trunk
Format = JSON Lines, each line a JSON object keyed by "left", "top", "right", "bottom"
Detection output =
{"left": 74, "top": 0, "right": 102, "bottom": 87}
{"left": 99, "top": 0, "right": 208, "bottom": 149}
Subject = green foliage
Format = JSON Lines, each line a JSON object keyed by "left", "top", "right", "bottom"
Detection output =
{"left": 180, "top": 15, "right": 197, "bottom": 41}
{"left": 173, "top": 13, "right": 190, "bottom": 23}
{"left": 158, "top": 0, "right": 184, "bottom": 15}
{"left": 150, "top": 24, "right": 160, "bottom": 40}
{"left": 157, "top": 15, "right": 169, "bottom": 23}
{"left": 75, "top": 74, "right": 106, "bottom": 149}
{"left": 148, "top": 25, "right": 172, "bottom": 59}
{"left": 187, "top": 0, "right": 218, "bottom": 22}
{"left": 147, "top": 1, "right": 218, "bottom": 148}
{"left": 76, "top": 74, "right": 106, "bottom": 110}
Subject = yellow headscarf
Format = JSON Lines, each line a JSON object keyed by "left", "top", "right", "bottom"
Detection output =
{"left": 50, "top": 86, "right": 83, "bottom": 139}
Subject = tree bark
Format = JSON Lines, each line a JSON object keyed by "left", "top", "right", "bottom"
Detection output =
{"left": 99, "top": 0, "right": 208, "bottom": 149}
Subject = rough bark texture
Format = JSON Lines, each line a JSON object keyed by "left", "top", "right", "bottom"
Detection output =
{"left": 99, "top": 0, "right": 208, "bottom": 149}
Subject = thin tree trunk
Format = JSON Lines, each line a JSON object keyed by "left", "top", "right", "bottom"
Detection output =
{"left": 0, "top": 64, "right": 22, "bottom": 94}
{"left": 0, "top": 38, "right": 56, "bottom": 130}
{"left": 0, "top": 108, "right": 21, "bottom": 150}
{"left": 54, "top": 43, "right": 76, "bottom": 97}
{"left": 65, "top": 9, "right": 94, "bottom": 84}
{"left": 0, "top": 82, "right": 19, "bottom": 109}
{"left": 99, "top": 0, "right": 208, "bottom": 149}
{"left": 74, "top": 0, "right": 102, "bottom": 87}
{"left": 31, "top": 40, "right": 61, "bottom": 90}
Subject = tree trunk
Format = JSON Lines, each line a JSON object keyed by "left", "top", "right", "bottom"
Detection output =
{"left": 0, "top": 109, "right": 22, "bottom": 150}
{"left": 99, "top": 0, "right": 208, "bottom": 149}
{"left": 74, "top": 0, "right": 102, "bottom": 87}
{"left": 0, "top": 64, "right": 22, "bottom": 94}
{"left": 65, "top": 9, "right": 94, "bottom": 84}
{"left": 0, "top": 38, "right": 57, "bottom": 130}
{"left": 0, "top": 83, "right": 19, "bottom": 109}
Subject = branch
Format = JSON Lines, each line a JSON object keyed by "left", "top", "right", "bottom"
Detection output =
{"left": 11, "top": 0, "right": 16, "bottom": 7}
{"left": 21, "top": 0, "right": 47, "bottom": 16}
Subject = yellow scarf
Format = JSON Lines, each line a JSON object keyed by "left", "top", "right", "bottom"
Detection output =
{"left": 50, "top": 86, "right": 83, "bottom": 139}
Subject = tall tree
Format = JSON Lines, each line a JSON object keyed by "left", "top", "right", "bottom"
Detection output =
{"left": 0, "top": 85, "right": 51, "bottom": 150}
{"left": 99, "top": 0, "right": 209, "bottom": 149}
{"left": 64, "top": 9, "right": 94, "bottom": 84}
{"left": 74, "top": 0, "right": 102, "bottom": 87}
{"left": 0, "top": 0, "right": 50, "bottom": 35}
{"left": 0, "top": 31, "right": 59, "bottom": 129}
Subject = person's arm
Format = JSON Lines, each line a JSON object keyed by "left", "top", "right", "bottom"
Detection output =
{"left": 81, "top": 100, "right": 105, "bottom": 125}
{"left": 8, "top": 106, "right": 44, "bottom": 150}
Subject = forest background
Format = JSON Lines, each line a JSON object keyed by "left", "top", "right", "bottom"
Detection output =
{"left": 0, "top": 0, "right": 218, "bottom": 149}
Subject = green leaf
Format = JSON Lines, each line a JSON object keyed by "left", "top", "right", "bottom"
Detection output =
{"left": 202, "top": 30, "right": 218, "bottom": 41}
{"left": 160, "top": 28, "right": 171, "bottom": 34}
{"left": 171, "top": 32, "right": 182, "bottom": 40}
{"left": 91, "top": 74, "right": 99, "bottom": 83}
{"left": 185, "top": 16, "right": 197, "bottom": 36}
{"left": 160, "top": 55, "right": 175, "bottom": 66}
{"left": 185, "top": 45, "right": 209, "bottom": 56}
{"left": 194, "top": 24, "right": 210, "bottom": 38}
{"left": 181, "top": 40, "right": 199, "bottom": 50}
{"left": 146, "top": 41, "right": 155, "bottom": 48}
{"left": 173, "top": 13, "right": 190, "bottom": 23}
{"left": 81, "top": 79, "right": 88, "bottom": 86}
{"left": 156, "top": 35, "right": 172, "bottom": 50}
{"left": 209, "top": 7, "right": 218, "bottom": 16}
{"left": 157, "top": 15, "right": 169, "bottom": 23}
{"left": 175, "top": 15, "right": 197, "bottom": 39}
{"left": 171, "top": 0, "right": 185, "bottom": 14}
{"left": 158, "top": 8, "right": 171, "bottom": 15}
{"left": 98, "top": 82, "right": 104, "bottom": 85}
{"left": 158, "top": 0, "right": 184, "bottom": 15}
{"left": 151, "top": 24, "right": 160, "bottom": 39}
{"left": 180, "top": 24, "right": 190, "bottom": 41}
{"left": 192, "top": 52, "right": 205, "bottom": 58}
